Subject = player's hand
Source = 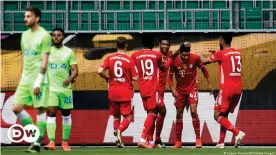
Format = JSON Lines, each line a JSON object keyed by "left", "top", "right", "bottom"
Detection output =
{"left": 34, "top": 87, "right": 40, "bottom": 95}
{"left": 71, "top": 79, "right": 76, "bottom": 84}
{"left": 208, "top": 84, "right": 214, "bottom": 95}
{"left": 105, "top": 77, "right": 109, "bottom": 83}
{"left": 171, "top": 87, "right": 178, "bottom": 98}
{"left": 184, "top": 42, "right": 191, "bottom": 47}
{"left": 196, "top": 51, "right": 203, "bottom": 56}
{"left": 63, "top": 79, "right": 71, "bottom": 87}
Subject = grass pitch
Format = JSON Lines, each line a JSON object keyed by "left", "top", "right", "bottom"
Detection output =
{"left": 1, "top": 146, "right": 276, "bottom": 155}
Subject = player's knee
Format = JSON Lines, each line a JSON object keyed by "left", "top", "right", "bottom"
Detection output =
{"left": 47, "top": 111, "right": 56, "bottom": 117}
{"left": 219, "top": 111, "right": 229, "bottom": 117}
{"left": 123, "top": 114, "right": 131, "bottom": 120}
{"left": 159, "top": 107, "right": 166, "bottom": 117}
{"left": 176, "top": 109, "right": 183, "bottom": 119}
{"left": 148, "top": 107, "right": 158, "bottom": 115}
{"left": 12, "top": 104, "right": 23, "bottom": 114}
{"left": 61, "top": 109, "right": 71, "bottom": 116}
{"left": 214, "top": 112, "right": 220, "bottom": 121}
{"left": 35, "top": 107, "right": 46, "bottom": 115}
{"left": 47, "top": 107, "right": 57, "bottom": 117}
{"left": 191, "top": 111, "right": 198, "bottom": 118}
{"left": 113, "top": 114, "right": 120, "bottom": 119}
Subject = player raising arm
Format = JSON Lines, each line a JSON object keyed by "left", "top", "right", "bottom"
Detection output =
{"left": 131, "top": 36, "right": 171, "bottom": 148}
{"left": 98, "top": 37, "right": 138, "bottom": 148}
{"left": 198, "top": 34, "right": 245, "bottom": 148}
{"left": 168, "top": 43, "right": 212, "bottom": 148}
{"left": 44, "top": 28, "right": 78, "bottom": 151}
{"left": 12, "top": 7, "right": 51, "bottom": 152}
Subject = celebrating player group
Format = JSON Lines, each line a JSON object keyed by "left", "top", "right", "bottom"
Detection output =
{"left": 98, "top": 33, "right": 245, "bottom": 149}
{"left": 13, "top": 7, "right": 245, "bottom": 152}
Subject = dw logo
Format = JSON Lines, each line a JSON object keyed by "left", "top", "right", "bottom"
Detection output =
{"left": 7, "top": 124, "right": 40, "bottom": 143}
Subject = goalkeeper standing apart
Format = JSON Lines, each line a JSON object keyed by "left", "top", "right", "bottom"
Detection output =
{"left": 12, "top": 7, "right": 51, "bottom": 152}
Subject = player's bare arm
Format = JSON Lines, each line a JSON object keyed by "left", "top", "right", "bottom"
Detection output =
{"left": 132, "top": 76, "right": 138, "bottom": 81}
{"left": 200, "top": 66, "right": 213, "bottom": 94}
{"left": 34, "top": 52, "right": 49, "bottom": 95}
{"left": 172, "top": 42, "right": 191, "bottom": 57}
{"left": 98, "top": 67, "right": 109, "bottom": 83}
{"left": 198, "top": 52, "right": 212, "bottom": 65}
{"left": 64, "top": 64, "right": 78, "bottom": 87}
{"left": 168, "top": 72, "right": 178, "bottom": 98}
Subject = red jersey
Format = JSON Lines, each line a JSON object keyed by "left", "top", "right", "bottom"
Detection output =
{"left": 101, "top": 52, "right": 138, "bottom": 101}
{"left": 131, "top": 49, "right": 163, "bottom": 97}
{"left": 169, "top": 53, "right": 203, "bottom": 94}
{"left": 158, "top": 50, "right": 172, "bottom": 93}
{"left": 208, "top": 48, "right": 242, "bottom": 94}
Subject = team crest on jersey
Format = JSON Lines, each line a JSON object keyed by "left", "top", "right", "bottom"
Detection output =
{"left": 189, "top": 64, "right": 193, "bottom": 68}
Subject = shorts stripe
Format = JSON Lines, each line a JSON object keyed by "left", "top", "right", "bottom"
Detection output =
{"left": 216, "top": 90, "right": 223, "bottom": 105}
{"left": 156, "top": 92, "right": 159, "bottom": 104}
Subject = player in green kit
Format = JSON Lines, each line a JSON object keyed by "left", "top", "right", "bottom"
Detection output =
{"left": 44, "top": 28, "right": 78, "bottom": 151}
{"left": 12, "top": 7, "right": 51, "bottom": 152}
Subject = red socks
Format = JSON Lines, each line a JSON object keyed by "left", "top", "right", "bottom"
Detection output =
{"left": 192, "top": 115, "right": 200, "bottom": 139}
{"left": 176, "top": 119, "right": 183, "bottom": 142}
{"left": 141, "top": 113, "right": 156, "bottom": 140}
{"left": 147, "top": 123, "right": 155, "bottom": 142}
{"left": 218, "top": 125, "right": 227, "bottom": 144}
{"left": 113, "top": 119, "right": 120, "bottom": 130}
{"left": 155, "top": 115, "right": 165, "bottom": 141}
{"left": 118, "top": 118, "right": 130, "bottom": 133}
{"left": 217, "top": 116, "right": 239, "bottom": 136}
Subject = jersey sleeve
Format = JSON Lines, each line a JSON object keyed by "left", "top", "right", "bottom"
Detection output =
{"left": 130, "top": 59, "right": 138, "bottom": 77}
{"left": 41, "top": 33, "right": 52, "bottom": 54}
{"left": 69, "top": 50, "right": 77, "bottom": 65}
{"left": 100, "top": 56, "right": 109, "bottom": 70}
{"left": 208, "top": 51, "right": 222, "bottom": 63}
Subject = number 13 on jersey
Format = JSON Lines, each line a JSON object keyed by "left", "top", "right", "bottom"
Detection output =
{"left": 230, "top": 55, "right": 241, "bottom": 76}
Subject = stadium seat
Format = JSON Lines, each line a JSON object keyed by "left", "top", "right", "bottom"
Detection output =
{"left": 2, "top": 0, "right": 276, "bottom": 32}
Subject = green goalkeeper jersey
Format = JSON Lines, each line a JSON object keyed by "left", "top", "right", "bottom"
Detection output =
{"left": 48, "top": 46, "right": 77, "bottom": 90}
{"left": 20, "top": 26, "right": 51, "bottom": 85}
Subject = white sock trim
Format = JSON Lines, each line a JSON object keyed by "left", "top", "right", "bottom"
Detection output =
{"left": 16, "top": 110, "right": 30, "bottom": 120}
{"left": 62, "top": 114, "right": 72, "bottom": 126}
{"left": 37, "top": 112, "right": 46, "bottom": 122}
{"left": 47, "top": 116, "right": 56, "bottom": 123}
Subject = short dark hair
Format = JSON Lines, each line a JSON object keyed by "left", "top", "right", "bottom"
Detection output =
{"left": 142, "top": 34, "right": 154, "bottom": 49}
{"left": 116, "top": 37, "right": 127, "bottom": 49}
{"left": 52, "top": 28, "right": 65, "bottom": 36}
{"left": 221, "top": 34, "right": 232, "bottom": 45}
{"left": 159, "top": 38, "right": 170, "bottom": 45}
{"left": 179, "top": 44, "right": 190, "bottom": 52}
{"left": 26, "top": 7, "right": 41, "bottom": 22}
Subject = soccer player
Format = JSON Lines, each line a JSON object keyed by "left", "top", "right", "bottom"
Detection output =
{"left": 154, "top": 38, "right": 172, "bottom": 148}
{"left": 98, "top": 37, "right": 138, "bottom": 148}
{"left": 12, "top": 7, "right": 51, "bottom": 152}
{"left": 44, "top": 28, "right": 78, "bottom": 151}
{"left": 131, "top": 36, "right": 171, "bottom": 148}
{"left": 199, "top": 34, "right": 245, "bottom": 148}
{"left": 168, "top": 43, "right": 212, "bottom": 148}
